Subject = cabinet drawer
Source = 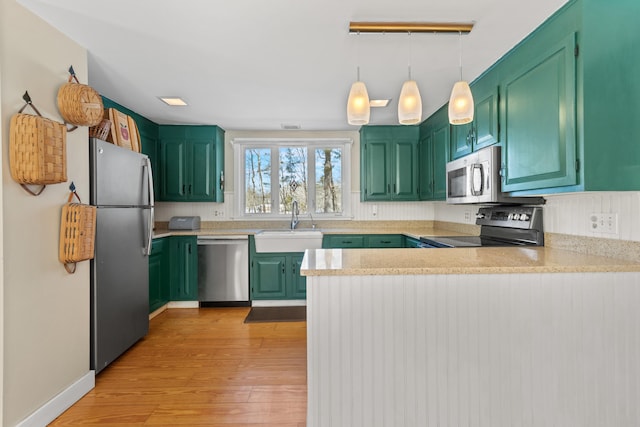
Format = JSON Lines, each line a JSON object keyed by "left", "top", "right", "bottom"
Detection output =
{"left": 322, "top": 235, "right": 365, "bottom": 249}
{"left": 366, "top": 234, "right": 403, "bottom": 248}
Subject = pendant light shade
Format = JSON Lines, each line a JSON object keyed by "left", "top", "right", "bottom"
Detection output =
{"left": 448, "top": 80, "right": 474, "bottom": 124}
{"left": 347, "top": 80, "right": 370, "bottom": 125}
{"left": 398, "top": 79, "right": 422, "bottom": 124}
{"left": 449, "top": 31, "right": 474, "bottom": 125}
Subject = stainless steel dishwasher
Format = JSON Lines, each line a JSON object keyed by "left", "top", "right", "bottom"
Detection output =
{"left": 197, "top": 235, "right": 249, "bottom": 306}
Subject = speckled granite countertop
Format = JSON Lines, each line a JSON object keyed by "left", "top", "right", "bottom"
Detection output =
{"left": 300, "top": 247, "right": 640, "bottom": 276}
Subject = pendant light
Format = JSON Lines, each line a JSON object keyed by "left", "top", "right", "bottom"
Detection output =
{"left": 347, "top": 32, "right": 370, "bottom": 125}
{"left": 347, "top": 66, "right": 370, "bottom": 125}
{"left": 448, "top": 31, "right": 474, "bottom": 125}
{"left": 398, "top": 32, "right": 422, "bottom": 125}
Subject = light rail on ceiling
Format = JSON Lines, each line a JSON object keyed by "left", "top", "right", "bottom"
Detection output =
{"left": 348, "top": 22, "right": 474, "bottom": 34}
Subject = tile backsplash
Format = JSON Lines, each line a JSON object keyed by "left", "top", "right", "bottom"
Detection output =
{"left": 155, "top": 191, "right": 640, "bottom": 242}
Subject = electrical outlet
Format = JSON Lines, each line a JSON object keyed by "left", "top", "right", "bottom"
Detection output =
{"left": 464, "top": 211, "right": 471, "bottom": 222}
{"left": 214, "top": 209, "right": 225, "bottom": 217}
{"left": 590, "top": 213, "right": 618, "bottom": 234}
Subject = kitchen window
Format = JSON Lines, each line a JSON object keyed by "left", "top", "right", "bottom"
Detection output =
{"left": 232, "top": 138, "right": 352, "bottom": 219}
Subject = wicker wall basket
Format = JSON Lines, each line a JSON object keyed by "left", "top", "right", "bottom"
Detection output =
{"left": 10, "top": 101, "right": 67, "bottom": 196}
{"left": 59, "top": 191, "right": 96, "bottom": 274}
{"left": 57, "top": 75, "right": 104, "bottom": 127}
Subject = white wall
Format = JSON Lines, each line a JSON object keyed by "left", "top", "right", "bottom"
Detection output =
{"left": 1, "top": 1, "right": 91, "bottom": 425}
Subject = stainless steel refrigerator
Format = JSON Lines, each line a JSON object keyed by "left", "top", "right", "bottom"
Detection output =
{"left": 89, "top": 137, "right": 154, "bottom": 374}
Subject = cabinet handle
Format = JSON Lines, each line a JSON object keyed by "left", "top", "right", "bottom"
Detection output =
{"left": 343, "top": 240, "right": 352, "bottom": 244}
{"left": 381, "top": 240, "right": 391, "bottom": 244}
{"left": 282, "top": 265, "right": 286, "bottom": 274}
{"left": 182, "top": 184, "right": 185, "bottom": 194}
{"left": 188, "top": 184, "right": 192, "bottom": 195}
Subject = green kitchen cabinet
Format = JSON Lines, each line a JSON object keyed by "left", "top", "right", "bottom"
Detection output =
{"left": 149, "top": 237, "right": 169, "bottom": 313}
{"left": 449, "top": 74, "right": 500, "bottom": 160}
{"left": 249, "top": 236, "right": 306, "bottom": 300}
{"left": 322, "top": 234, "right": 365, "bottom": 249}
{"left": 290, "top": 254, "right": 307, "bottom": 299}
{"left": 322, "top": 234, "right": 405, "bottom": 249}
{"left": 169, "top": 236, "right": 198, "bottom": 301}
{"left": 419, "top": 105, "right": 449, "bottom": 201}
{"left": 366, "top": 234, "right": 403, "bottom": 248}
{"left": 251, "top": 253, "right": 307, "bottom": 300}
{"left": 251, "top": 254, "right": 288, "bottom": 299}
{"left": 360, "top": 125, "right": 420, "bottom": 201}
{"left": 158, "top": 125, "right": 225, "bottom": 202}
{"left": 500, "top": 31, "right": 578, "bottom": 192}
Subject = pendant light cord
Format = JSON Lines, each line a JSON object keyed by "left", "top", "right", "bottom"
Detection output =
{"left": 408, "top": 31, "right": 413, "bottom": 80}
{"left": 458, "top": 31, "right": 463, "bottom": 81}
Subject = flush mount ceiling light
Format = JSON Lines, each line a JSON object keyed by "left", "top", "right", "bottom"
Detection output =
{"left": 159, "top": 96, "right": 188, "bottom": 106}
{"left": 370, "top": 99, "right": 390, "bottom": 107}
{"left": 448, "top": 31, "right": 474, "bottom": 125}
{"left": 346, "top": 21, "right": 474, "bottom": 126}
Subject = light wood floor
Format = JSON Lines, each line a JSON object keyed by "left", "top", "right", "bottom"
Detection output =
{"left": 49, "top": 307, "right": 307, "bottom": 426}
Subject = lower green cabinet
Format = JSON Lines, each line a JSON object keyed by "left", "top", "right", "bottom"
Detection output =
{"left": 149, "top": 237, "right": 170, "bottom": 313}
{"left": 249, "top": 236, "right": 306, "bottom": 300}
{"left": 322, "top": 234, "right": 365, "bottom": 248}
{"left": 251, "top": 252, "right": 306, "bottom": 300}
{"left": 322, "top": 234, "right": 405, "bottom": 249}
{"left": 169, "top": 236, "right": 198, "bottom": 301}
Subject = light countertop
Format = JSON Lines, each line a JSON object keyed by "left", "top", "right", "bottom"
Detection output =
{"left": 300, "top": 246, "right": 640, "bottom": 276}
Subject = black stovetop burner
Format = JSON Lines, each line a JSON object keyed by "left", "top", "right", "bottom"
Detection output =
{"left": 420, "top": 206, "right": 544, "bottom": 248}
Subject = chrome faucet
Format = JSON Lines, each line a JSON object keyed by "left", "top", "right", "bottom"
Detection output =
{"left": 291, "top": 200, "right": 300, "bottom": 230}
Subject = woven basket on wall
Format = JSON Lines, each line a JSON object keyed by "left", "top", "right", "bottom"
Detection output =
{"left": 9, "top": 96, "right": 67, "bottom": 196}
{"left": 59, "top": 190, "right": 96, "bottom": 274}
{"left": 57, "top": 73, "right": 103, "bottom": 127}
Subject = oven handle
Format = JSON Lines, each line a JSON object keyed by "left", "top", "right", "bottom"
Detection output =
{"left": 470, "top": 163, "right": 484, "bottom": 196}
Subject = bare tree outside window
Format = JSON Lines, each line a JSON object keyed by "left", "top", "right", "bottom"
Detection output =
{"left": 315, "top": 148, "right": 342, "bottom": 213}
{"left": 245, "top": 148, "right": 271, "bottom": 213}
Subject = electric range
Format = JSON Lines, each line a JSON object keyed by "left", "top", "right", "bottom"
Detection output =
{"left": 420, "top": 206, "right": 543, "bottom": 248}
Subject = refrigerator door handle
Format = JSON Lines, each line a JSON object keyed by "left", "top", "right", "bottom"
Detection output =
{"left": 143, "top": 158, "right": 155, "bottom": 255}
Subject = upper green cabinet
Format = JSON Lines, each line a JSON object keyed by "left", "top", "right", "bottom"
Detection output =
{"left": 419, "top": 105, "right": 449, "bottom": 201}
{"left": 450, "top": 73, "right": 499, "bottom": 161}
{"left": 360, "top": 125, "right": 419, "bottom": 201}
{"left": 500, "top": 31, "right": 578, "bottom": 192}
{"left": 158, "top": 125, "right": 225, "bottom": 202}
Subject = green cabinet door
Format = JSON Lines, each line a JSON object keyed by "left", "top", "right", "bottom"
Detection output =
{"left": 252, "top": 255, "right": 287, "bottom": 299}
{"left": 362, "top": 138, "right": 391, "bottom": 200}
{"left": 149, "top": 238, "right": 169, "bottom": 313}
{"left": 170, "top": 236, "right": 198, "bottom": 301}
{"left": 392, "top": 138, "right": 419, "bottom": 200}
{"left": 290, "top": 254, "right": 307, "bottom": 299}
{"left": 159, "top": 138, "right": 187, "bottom": 200}
{"left": 450, "top": 122, "right": 473, "bottom": 160}
{"left": 360, "top": 126, "right": 419, "bottom": 201}
{"left": 472, "top": 79, "right": 499, "bottom": 151}
{"left": 432, "top": 119, "right": 449, "bottom": 200}
{"left": 189, "top": 137, "right": 215, "bottom": 200}
{"left": 322, "top": 234, "right": 365, "bottom": 248}
{"left": 366, "top": 234, "right": 403, "bottom": 248}
{"left": 418, "top": 104, "right": 449, "bottom": 201}
{"left": 501, "top": 32, "right": 577, "bottom": 192}
{"left": 158, "top": 125, "right": 225, "bottom": 202}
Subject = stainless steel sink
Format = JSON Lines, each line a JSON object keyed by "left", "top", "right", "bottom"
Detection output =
{"left": 254, "top": 229, "right": 323, "bottom": 253}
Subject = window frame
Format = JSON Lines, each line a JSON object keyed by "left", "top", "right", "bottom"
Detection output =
{"left": 232, "top": 138, "right": 352, "bottom": 220}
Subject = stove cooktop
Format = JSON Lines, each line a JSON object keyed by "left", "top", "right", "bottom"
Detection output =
{"left": 419, "top": 235, "right": 529, "bottom": 248}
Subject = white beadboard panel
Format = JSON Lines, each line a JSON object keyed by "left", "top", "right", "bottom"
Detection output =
{"left": 306, "top": 272, "right": 640, "bottom": 427}
{"left": 156, "top": 191, "right": 435, "bottom": 222}
{"left": 544, "top": 192, "right": 640, "bottom": 241}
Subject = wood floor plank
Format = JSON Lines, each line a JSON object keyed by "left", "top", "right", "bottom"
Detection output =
{"left": 49, "top": 307, "right": 307, "bottom": 426}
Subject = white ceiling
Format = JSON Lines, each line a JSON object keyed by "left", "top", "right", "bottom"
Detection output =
{"left": 19, "top": 0, "right": 569, "bottom": 131}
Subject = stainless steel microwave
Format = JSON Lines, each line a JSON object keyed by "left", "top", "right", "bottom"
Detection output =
{"left": 446, "top": 145, "right": 543, "bottom": 204}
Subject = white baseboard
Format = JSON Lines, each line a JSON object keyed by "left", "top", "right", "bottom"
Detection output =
{"left": 16, "top": 370, "right": 95, "bottom": 427}
{"left": 149, "top": 304, "right": 168, "bottom": 319}
{"left": 167, "top": 301, "right": 199, "bottom": 309}
{"left": 251, "top": 300, "right": 306, "bottom": 307}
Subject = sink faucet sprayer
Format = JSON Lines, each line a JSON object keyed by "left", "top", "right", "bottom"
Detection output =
{"left": 291, "top": 200, "right": 299, "bottom": 230}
